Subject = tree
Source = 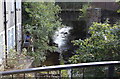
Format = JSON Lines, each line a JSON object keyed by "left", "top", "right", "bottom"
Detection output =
{"left": 116, "top": 0, "right": 120, "bottom": 13}
{"left": 22, "top": 2, "right": 63, "bottom": 66}
{"left": 70, "top": 22, "right": 120, "bottom": 63}
{"left": 68, "top": 22, "right": 120, "bottom": 78}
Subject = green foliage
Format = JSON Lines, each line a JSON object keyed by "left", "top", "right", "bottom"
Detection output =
{"left": 22, "top": 2, "right": 63, "bottom": 66}
{"left": 116, "top": 0, "right": 120, "bottom": 2}
{"left": 117, "top": 1, "right": 120, "bottom": 13}
{"left": 79, "top": 3, "right": 90, "bottom": 19}
{"left": 70, "top": 22, "right": 120, "bottom": 63}
{"left": 117, "top": 9, "right": 120, "bottom": 13}
{"left": 6, "top": 49, "right": 29, "bottom": 70}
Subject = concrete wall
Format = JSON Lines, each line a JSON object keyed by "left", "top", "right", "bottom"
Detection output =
{"left": 87, "top": 8, "right": 101, "bottom": 26}
{"left": 0, "top": 0, "right": 5, "bottom": 65}
{"left": 0, "top": 0, "right": 22, "bottom": 66}
{"left": 6, "top": 0, "right": 22, "bottom": 52}
{"left": 16, "top": 0, "right": 22, "bottom": 52}
{"left": 91, "top": 2, "right": 120, "bottom": 11}
{"left": 0, "top": 0, "right": 4, "bottom": 33}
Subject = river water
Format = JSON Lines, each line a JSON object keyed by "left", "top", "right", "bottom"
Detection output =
{"left": 41, "top": 26, "right": 73, "bottom": 66}
{"left": 53, "top": 26, "right": 72, "bottom": 51}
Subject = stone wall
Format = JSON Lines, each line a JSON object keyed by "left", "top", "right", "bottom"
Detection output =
{"left": 87, "top": 8, "right": 101, "bottom": 26}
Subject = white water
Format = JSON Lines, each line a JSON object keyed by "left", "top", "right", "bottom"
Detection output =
{"left": 53, "top": 27, "right": 72, "bottom": 50}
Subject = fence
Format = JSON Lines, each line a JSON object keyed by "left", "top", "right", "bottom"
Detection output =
{"left": 0, "top": 61, "right": 120, "bottom": 79}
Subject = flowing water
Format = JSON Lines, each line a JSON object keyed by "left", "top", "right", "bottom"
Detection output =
{"left": 53, "top": 26, "right": 72, "bottom": 51}
{"left": 41, "top": 26, "right": 72, "bottom": 66}
{"left": 53, "top": 26, "right": 72, "bottom": 64}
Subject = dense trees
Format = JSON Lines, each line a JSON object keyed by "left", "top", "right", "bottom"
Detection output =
{"left": 68, "top": 21, "right": 120, "bottom": 78}
{"left": 70, "top": 22, "right": 120, "bottom": 63}
{"left": 22, "top": 2, "right": 120, "bottom": 67}
{"left": 22, "top": 2, "right": 63, "bottom": 66}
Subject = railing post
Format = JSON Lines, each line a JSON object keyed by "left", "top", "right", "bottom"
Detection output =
{"left": 23, "top": 73, "right": 25, "bottom": 79}
{"left": 59, "top": 70, "right": 61, "bottom": 79}
{"left": 71, "top": 69, "right": 73, "bottom": 79}
{"left": 34, "top": 72, "right": 37, "bottom": 79}
{"left": 82, "top": 68, "right": 85, "bottom": 79}
{"left": 68, "top": 69, "right": 72, "bottom": 79}
{"left": 107, "top": 65, "right": 115, "bottom": 79}
{"left": 47, "top": 71, "right": 50, "bottom": 78}
{"left": 12, "top": 74, "right": 14, "bottom": 79}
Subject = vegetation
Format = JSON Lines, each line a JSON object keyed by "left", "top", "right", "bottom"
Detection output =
{"left": 117, "top": 1, "right": 120, "bottom": 13}
{"left": 70, "top": 22, "right": 120, "bottom": 63}
{"left": 22, "top": 2, "right": 63, "bottom": 66}
{"left": 5, "top": 49, "right": 30, "bottom": 70}
{"left": 68, "top": 21, "right": 120, "bottom": 78}
{"left": 79, "top": 3, "right": 90, "bottom": 19}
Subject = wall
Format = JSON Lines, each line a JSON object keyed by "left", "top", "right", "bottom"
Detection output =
{"left": 16, "top": 0, "right": 22, "bottom": 52}
{"left": 91, "top": 2, "right": 120, "bottom": 11}
{"left": 0, "top": 0, "right": 22, "bottom": 67}
{"left": 0, "top": 0, "right": 5, "bottom": 65}
{"left": 0, "top": 0, "right": 4, "bottom": 33}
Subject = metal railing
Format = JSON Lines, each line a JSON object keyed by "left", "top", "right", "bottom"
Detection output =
{"left": 0, "top": 61, "right": 120, "bottom": 79}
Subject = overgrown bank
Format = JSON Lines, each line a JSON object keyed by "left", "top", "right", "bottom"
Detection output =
{"left": 22, "top": 2, "right": 63, "bottom": 67}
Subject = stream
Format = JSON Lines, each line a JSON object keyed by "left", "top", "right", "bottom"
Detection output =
{"left": 53, "top": 26, "right": 72, "bottom": 51}
{"left": 42, "top": 26, "right": 73, "bottom": 66}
